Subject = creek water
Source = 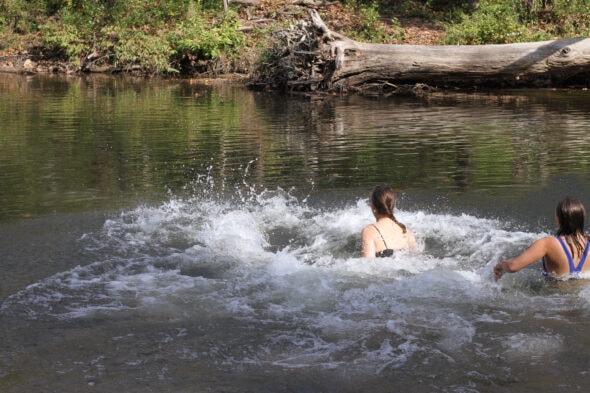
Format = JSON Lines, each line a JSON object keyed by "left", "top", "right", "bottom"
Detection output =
{"left": 2, "top": 74, "right": 590, "bottom": 392}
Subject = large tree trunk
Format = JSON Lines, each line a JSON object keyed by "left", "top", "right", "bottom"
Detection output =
{"left": 250, "top": 9, "right": 590, "bottom": 95}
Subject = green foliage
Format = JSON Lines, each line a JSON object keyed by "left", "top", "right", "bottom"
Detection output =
{"left": 441, "top": 0, "right": 522, "bottom": 44}
{"left": 389, "top": 0, "right": 476, "bottom": 19}
{"left": 357, "top": 1, "right": 389, "bottom": 42}
{"left": 343, "top": 0, "right": 406, "bottom": 43}
{"left": 105, "top": 0, "right": 183, "bottom": 29}
{"left": 550, "top": 1, "right": 590, "bottom": 37}
{"left": 32, "top": 0, "right": 245, "bottom": 73}
{"left": 440, "top": 0, "right": 590, "bottom": 45}
{"left": 169, "top": 4, "right": 245, "bottom": 62}
{"left": 39, "top": 3, "right": 104, "bottom": 62}
{"left": 39, "top": 20, "right": 87, "bottom": 61}
{"left": 104, "top": 27, "right": 175, "bottom": 72}
{"left": 0, "top": 0, "right": 48, "bottom": 33}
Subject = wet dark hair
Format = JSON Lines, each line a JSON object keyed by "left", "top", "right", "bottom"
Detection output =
{"left": 555, "top": 196, "right": 587, "bottom": 257}
{"left": 370, "top": 184, "right": 407, "bottom": 233}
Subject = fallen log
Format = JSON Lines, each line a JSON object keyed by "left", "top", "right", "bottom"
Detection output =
{"left": 249, "top": 9, "right": 590, "bottom": 95}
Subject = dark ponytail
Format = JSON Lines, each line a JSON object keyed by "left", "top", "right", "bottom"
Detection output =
{"left": 556, "top": 197, "right": 587, "bottom": 257}
{"left": 371, "top": 184, "right": 407, "bottom": 234}
{"left": 391, "top": 214, "right": 407, "bottom": 234}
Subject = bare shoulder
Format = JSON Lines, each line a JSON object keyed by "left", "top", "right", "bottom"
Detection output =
{"left": 361, "top": 224, "right": 376, "bottom": 237}
{"left": 528, "top": 236, "right": 558, "bottom": 253}
{"left": 538, "top": 236, "right": 558, "bottom": 247}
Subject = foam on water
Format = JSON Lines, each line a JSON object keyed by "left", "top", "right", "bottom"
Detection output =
{"left": 502, "top": 332, "right": 564, "bottom": 360}
{"left": 2, "top": 184, "right": 588, "bottom": 371}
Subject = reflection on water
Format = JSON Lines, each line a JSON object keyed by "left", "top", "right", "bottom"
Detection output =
{"left": 2, "top": 74, "right": 590, "bottom": 222}
{"left": 3, "top": 74, "right": 590, "bottom": 392}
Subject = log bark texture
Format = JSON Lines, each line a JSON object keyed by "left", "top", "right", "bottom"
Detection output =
{"left": 251, "top": 10, "right": 590, "bottom": 95}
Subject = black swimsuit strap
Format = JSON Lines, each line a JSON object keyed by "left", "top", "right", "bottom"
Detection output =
{"left": 372, "top": 224, "right": 388, "bottom": 249}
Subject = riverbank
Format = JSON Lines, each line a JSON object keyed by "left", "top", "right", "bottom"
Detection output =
{"left": 1, "top": 0, "right": 588, "bottom": 91}
{"left": 0, "top": 2, "right": 444, "bottom": 78}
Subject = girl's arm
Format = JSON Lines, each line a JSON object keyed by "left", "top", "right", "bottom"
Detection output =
{"left": 361, "top": 227, "right": 376, "bottom": 258}
{"left": 494, "top": 237, "right": 551, "bottom": 281}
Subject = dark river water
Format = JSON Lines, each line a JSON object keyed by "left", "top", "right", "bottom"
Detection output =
{"left": 2, "top": 73, "right": 590, "bottom": 392}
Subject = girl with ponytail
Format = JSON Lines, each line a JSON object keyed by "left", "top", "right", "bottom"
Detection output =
{"left": 361, "top": 184, "right": 416, "bottom": 258}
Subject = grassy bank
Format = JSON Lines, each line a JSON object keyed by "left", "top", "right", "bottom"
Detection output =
{"left": 1, "top": 0, "right": 589, "bottom": 76}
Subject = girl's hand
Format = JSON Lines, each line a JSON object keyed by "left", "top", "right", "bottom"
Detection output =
{"left": 493, "top": 261, "right": 507, "bottom": 281}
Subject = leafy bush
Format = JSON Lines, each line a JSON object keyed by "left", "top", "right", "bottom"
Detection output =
{"left": 552, "top": 1, "right": 590, "bottom": 37}
{"left": 0, "top": 0, "right": 49, "bottom": 33}
{"left": 34, "top": 0, "right": 244, "bottom": 73}
{"left": 39, "top": 20, "right": 87, "bottom": 61}
{"left": 343, "top": 0, "right": 405, "bottom": 43}
{"left": 441, "top": 0, "right": 526, "bottom": 44}
{"left": 169, "top": 4, "right": 245, "bottom": 63}
{"left": 103, "top": 27, "right": 174, "bottom": 72}
{"left": 440, "top": 0, "right": 590, "bottom": 45}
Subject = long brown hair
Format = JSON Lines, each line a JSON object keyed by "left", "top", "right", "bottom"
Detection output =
{"left": 555, "top": 196, "right": 588, "bottom": 257}
{"left": 370, "top": 184, "right": 407, "bottom": 233}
